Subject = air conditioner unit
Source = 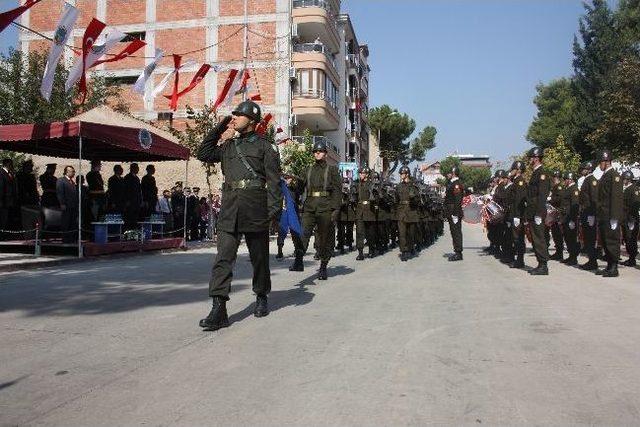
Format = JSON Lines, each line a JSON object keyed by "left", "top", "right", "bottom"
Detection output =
{"left": 290, "top": 114, "right": 298, "bottom": 127}
{"left": 289, "top": 67, "right": 297, "bottom": 81}
{"left": 291, "top": 24, "right": 299, "bottom": 40}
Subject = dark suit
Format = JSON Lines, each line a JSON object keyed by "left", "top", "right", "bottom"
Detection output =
{"left": 0, "top": 168, "right": 18, "bottom": 235}
{"left": 56, "top": 176, "right": 79, "bottom": 243}
{"left": 123, "top": 173, "right": 142, "bottom": 229}
{"left": 444, "top": 178, "right": 464, "bottom": 253}
{"left": 141, "top": 174, "right": 158, "bottom": 218}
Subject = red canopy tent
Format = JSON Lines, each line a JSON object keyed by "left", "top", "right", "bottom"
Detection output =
{"left": 0, "top": 106, "right": 191, "bottom": 256}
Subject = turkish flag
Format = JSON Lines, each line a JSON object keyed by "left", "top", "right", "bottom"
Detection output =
{"left": 164, "top": 63, "right": 211, "bottom": 111}
{"left": 79, "top": 18, "right": 107, "bottom": 102}
{"left": 0, "top": 0, "right": 42, "bottom": 34}
{"left": 92, "top": 39, "right": 146, "bottom": 68}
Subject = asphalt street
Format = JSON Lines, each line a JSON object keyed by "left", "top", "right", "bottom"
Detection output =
{"left": 1, "top": 224, "right": 640, "bottom": 425}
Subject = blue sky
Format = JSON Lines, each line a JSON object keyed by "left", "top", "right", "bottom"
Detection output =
{"left": 1, "top": 0, "right": 589, "bottom": 167}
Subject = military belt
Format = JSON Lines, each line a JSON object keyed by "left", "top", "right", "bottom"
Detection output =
{"left": 223, "top": 179, "right": 266, "bottom": 190}
{"left": 399, "top": 201, "right": 411, "bottom": 205}
{"left": 309, "top": 191, "right": 329, "bottom": 197}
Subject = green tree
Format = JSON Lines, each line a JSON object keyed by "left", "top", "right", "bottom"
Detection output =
{"left": 280, "top": 128, "right": 315, "bottom": 179}
{"left": 438, "top": 156, "right": 492, "bottom": 193}
{"left": 526, "top": 78, "right": 578, "bottom": 150}
{"left": 542, "top": 135, "right": 582, "bottom": 174}
{"left": 369, "top": 105, "right": 437, "bottom": 173}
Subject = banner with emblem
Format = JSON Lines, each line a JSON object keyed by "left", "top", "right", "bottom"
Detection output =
{"left": 40, "top": 2, "right": 78, "bottom": 101}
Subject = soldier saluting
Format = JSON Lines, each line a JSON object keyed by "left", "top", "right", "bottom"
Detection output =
{"left": 444, "top": 166, "right": 464, "bottom": 261}
{"left": 288, "top": 139, "right": 341, "bottom": 280}
{"left": 197, "top": 101, "right": 282, "bottom": 331}
{"left": 595, "top": 150, "right": 623, "bottom": 278}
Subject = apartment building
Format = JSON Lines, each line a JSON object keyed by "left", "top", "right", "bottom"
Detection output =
{"left": 19, "top": 0, "right": 370, "bottom": 166}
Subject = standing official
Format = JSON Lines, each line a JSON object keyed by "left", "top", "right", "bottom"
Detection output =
{"left": 444, "top": 166, "right": 464, "bottom": 261}
{"left": 578, "top": 161, "right": 599, "bottom": 271}
{"left": 621, "top": 171, "right": 639, "bottom": 267}
{"left": 56, "top": 166, "right": 79, "bottom": 243}
{"left": 106, "top": 165, "right": 125, "bottom": 215}
{"left": 197, "top": 102, "right": 282, "bottom": 331}
{"left": 355, "top": 167, "right": 378, "bottom": 260}
{"left": 595, "top": 150, "right": 623, "bottom": 277}
{"left": 525, "top": 147, "right": 550, "bottom": 275}
{"left": 560, "top": 172, "right": 580, "bottom": 266}
{"left": 39, "top": 163, "right": 59, "bottom": 208}
{"left": 123, "top": 163, "right": 142, "bottom": 230}
{"left": 509, "top": 161, "right": 528, "bottom": 269}
{"left": 288, "top": 140, "right": 341, "bottom": 280}
{"left": 0, "top": 159, "right": 18, "bottom": 236}
{"left": 141, "top": 164, "right": 158, "bottom": 219}
{"left": 86, "top": 160, "right": 105, "bottom": 221}
{"left": 396, "top": 165, "right": 420, "bottom": 261}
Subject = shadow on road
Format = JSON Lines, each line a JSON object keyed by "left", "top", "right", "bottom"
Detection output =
{"left": 0, "top": 375, "right": 29, "bottom": 392}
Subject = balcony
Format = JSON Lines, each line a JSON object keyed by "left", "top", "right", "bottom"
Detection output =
{"left": 359, "top": 77, "right": 368, "bottom": 97}
{"left": 293, "top": 43, "right": 338, "bottom": 71}
{"left": 292, "top": 89, "right": 340, "bottom": 131}
{"left": 292, "top": 52, "right": 340, "bottom": 89}
{"left": 293, "top": 0, "right": 340, "bottom": 53}
{"left": 346, "top": 53, "right": 361, "bottom": 74}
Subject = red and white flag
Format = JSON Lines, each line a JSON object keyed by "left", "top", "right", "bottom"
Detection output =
{"left": 274, "top": 124, "right": 289, "bottom": 144}
{"left": 0, "top": 0, "right": 42, "bottom": 34}
{"left": 41, "top": 2, "right": 78, "bottom": 101}
{"left": 164, "top": 63, "right": 211, "bottom": 111}
{"left": 92, "top": 38, "right": 145, "bottom": 67}
{"left": 151, "top": 57, "right": 196, "bottom": 98}
{"left": 212, "top": 69, "right": 252, "bottom": 110}
{"left": 256, "top": 113, "right": 273, "bottom": 136}
{"left": 133, "top": 48, "right": 163, "bottom": 95}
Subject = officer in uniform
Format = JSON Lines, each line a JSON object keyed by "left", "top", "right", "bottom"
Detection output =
{"left": 525, "top": 147, "right": 550, "bottom": 275}
{"left": 396, "top": 165, "right": 420, "bottom": 261}
{"left": 595, "top": 150, "right": 623, "bottom": 277}
{"left": 548, "top": 170, "right": 565, "bottom": 261}
{"left": 578, "top": 161, "right": 599, "bottom": 270}
{"left": 197, "top": 102, "right": 282, "bottom": 331}
{"left": 621, "top": 171, "right": 639, "bottom": 267}
{"left": 498, "top": 170, "right": 515, "bottom": 264}
{"left": 288, "top": 139, "right": 341, "bottom": 280}
{"left": 509, "top": 161, "right": 527, "bottom": 268}
{"left": 336, "top": 177, "right": 356, "bottom": 254}
{"left": 355, "top": 167, "right": 378, "bottom": 260}
{"left": 560, "top": 172, "right": 580, "bottom": 266}
{"left": 444, "top": 166, "right": 464, "bottom": 261}
{"left": 39, "top": 163, "right": 59, "bottom": 208}
{"left": 491, "top": 170, "right": 508, "bottom": 258}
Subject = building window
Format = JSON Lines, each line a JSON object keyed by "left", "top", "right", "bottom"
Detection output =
{"left": 157, "top": 112, "right": 173, "bottom": 122}
{"left": 294, "top": 68, "right": 338, "bottom": 112}
{"left": 122, "top": 31, "right": 146, "bottom": 42}
{"left": 105, "top": 75, "right": 138, "bottom": 86}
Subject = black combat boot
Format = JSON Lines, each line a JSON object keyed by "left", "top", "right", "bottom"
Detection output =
{"left": 595, "top": 262, "right": 610, "bottom": 275}
{"left": 622, "top": 258, "right": 637, "bottom": 267}
{"left": 339, "top": 246, "right": 345, "bottom": 255}
{"left": 368, "top": 248, "right": 378, "bottom": 258}
{"left": 289, "top": 255, "right": 304, "bottom": 272}
{"left": 276, "top": 246, "right": 284, "bottom": 259}
{"left": 448, "top": 252, "right": 463, "bottom": 262}
{"left": 580, "top": 259, "right": 598, "bottom": 271}
{"left": 603, "top": 263, "right": 619, "bottom": 277}
{"left": 254, "top": 295, "right": 269, "bottom": 317}
{"left": 529, "top": 262, "right": 549, "bottom": 275}
{"left": 318, "top": 261, "right": 328, "bottom": 280}
{"left": 563, "top": 255, "right": 578, "bottom": 266}
{"left": 313, "top": 252, "right": 320, "bottom": 260}
{"left": 400, "top": 252, "right": 409, "bottom": 262}
{"left": 549, "top": 250, "right": 564, "bottom": 261}
{"left": 199, "top": 297, "right": 229, "bottom": 331}
{"left": 510, "top": 254, "right": 525, "bottom": 269}
{"left": 356, "top": 248, "right": 365, "bottom": 261}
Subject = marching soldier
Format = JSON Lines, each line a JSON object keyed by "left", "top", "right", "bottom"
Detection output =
{"left": 197, "top": 101, "right": 282, "bottom": 331}
{"left": 526, "top": 147, "right": 550, "bottom": 275}
{"left": 595, "top": 150, "right": 623, "bottom": 277}
{"left": 288, "top": 140, "right": 341, "bottom": 280}
{"left": 444, "top": 166, "right": 464, "bottom": 261}
{"left": 336, "top": 178, "right": 356, "bottom": 254}
{"left": 491, "top": 170, "right": 508, "bottom": 258}
{"left": 499, "top": 169, "right": 515, "bottom": 264}
{"left": 621, "top": 171, "right": 639, "bottom": 267}
{"left": 509, "top": 161, "right": 528, "bottom": 269}
{"left": 578, "top": 161, "right": 599, "bottom": 271}
{"left": 560, "top": 172, "right": 580, "bottom": 266}
{"left": 396, "top": 165, "right": 420, "bottom": 261}
{"left": 355, "top": 167, "right": 379, "bottom": 260}
{"left": 548, "top": 170, "right": 565, "bottom": 261}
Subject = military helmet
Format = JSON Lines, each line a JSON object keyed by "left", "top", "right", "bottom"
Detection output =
{"left": 596, "top": 149, "right": 613, "bottom": 162}
{"left": 510, "top": 160, "right": 526, "bottom": 172}
{"left": 450, "top": 166, "right": 460, "bottom": 176}
{"left": 399, "top": 165, "right": 411, "bottom": 175}
{"left": 622, "top": 170, "right": 634, "bottom": 181}
{"left": 232, "top": 100, "right": 261, "bottom": 122}
{"left": 312, "top": 139, "right": 328, "bottom": 152}
{"left": 552, "top": 170, "right": 562, "bottom": 178}
{"left": 580, "top": 160, "right": 594, "bottom": 171}
{"left": 563, "top": 171, "right": 576, "bottom": 181}
{"left": 496, "top": 169, "right": 508, "bottom": 178}
{"left": 527, "top": 147, "right": 544, "bottom": 158}
{"left": 359, "top": 166, "right": 370, "bottom": 175}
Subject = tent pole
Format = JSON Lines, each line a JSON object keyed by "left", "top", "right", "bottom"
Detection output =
{"left": 78, "top": 135, "right": 83, "bottom": 258}
{"left": 183, "top": 159, "right": 188, "bottom": 246}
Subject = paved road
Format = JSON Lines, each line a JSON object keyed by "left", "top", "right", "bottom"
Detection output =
{"left": 1, "top": 224, "right": 640, "bottom": 425}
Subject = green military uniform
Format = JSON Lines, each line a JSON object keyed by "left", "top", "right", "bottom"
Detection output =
{"left": 549, "top": 177, "right": 565, "bottom": 259}
{"left": 396, "top": 179, "right": 420, "bottom": 259}
{"left": 295, "top": 159, "right": 341, "bottom": 265}
{"left": 560, "top": 176, "right": 580, "bottom": 264}
{"left": 376, "top": 184, "right": 392, "bottom": 252}
{"left": 622, "top": 173, "right": 639, "bottom": 266}
{"left": 579, "top": 166, "right": 599, "bottom": 269}
{"left": 336, "top": 180, "right": 357, "bottom": 253}
{"left": 510, "top": 172, "right": 528, "bottom": 267}
{"left": 597, "top": 165, "right": 623, "bottom": 275}
{"left": 198, "top": 128, "right": 282, "bottom": 301}
{"left": 355, "top": 175, "right": 379, "bottom": 258}
{"left": 526, "top": 164, "right": 551, "bottom": 269}
{"left": 444, "top": 176, "right": 464, "bottom": 258}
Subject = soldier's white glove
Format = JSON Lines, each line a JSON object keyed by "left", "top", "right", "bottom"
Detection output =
{"left": 610, "top": 219, "right": 618, "bottom": 230}
{"left": 506, "top": 221, "right": 511, "bottom": 228}
{"left": 629, "top": 221, "right": 636, "bottom": 231}
{"left": 587, "top": 216, "right": 595, "bottom": 227}
{"left": 568, "top": 221, "right": 576, "bottom": 230}
{"left": 451, "top": 215, "right": 459, "bottom": 224}
{"left": 513, "top": 217, "right": 520, "bottom": 228}
{"left": 534, "top": 216, "right": 542, "bottom": 226}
